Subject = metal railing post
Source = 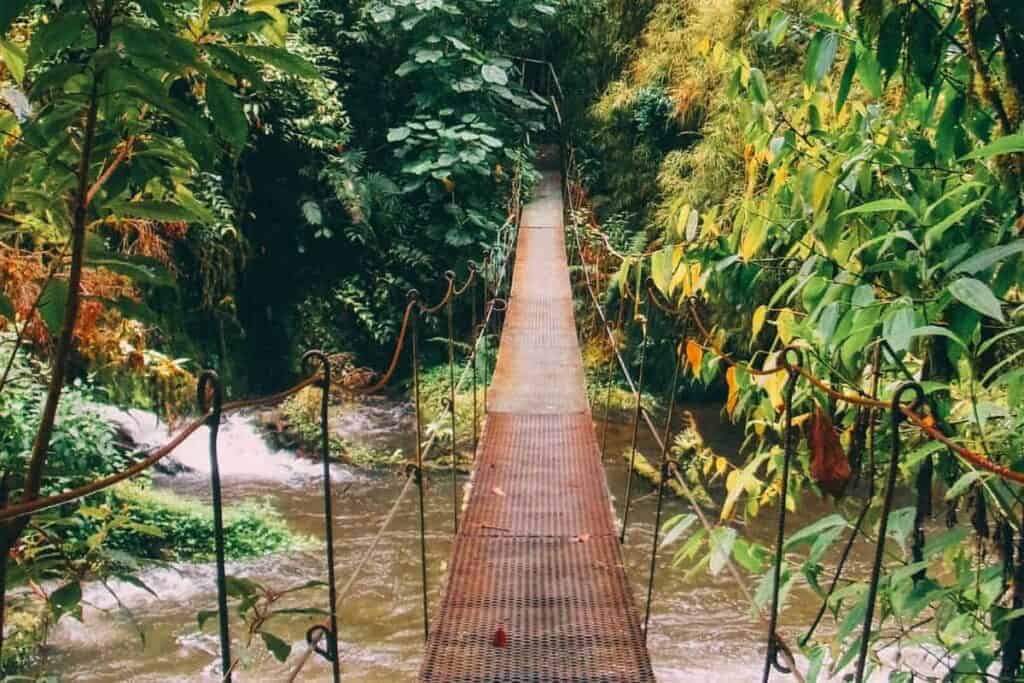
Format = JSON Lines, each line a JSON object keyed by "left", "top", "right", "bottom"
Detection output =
{"left": 643, "top": 327, "right": 684, "bottom": 640}
{"left": 198, "top": 370, "right": 231, "bottom": 682}
{"left": 444, "top": 272, "right": 459, "bottom": 534}
{"left": 762, "top": 348, "right": 802, "bottom": 682}
{"left": 854, "top": 382, "right": 924, "bottom": 682}
{"left": 408, "top": 290, "right": 429, "bottom": 642}
{"left": 469, "top": 263, "right": 479, "bottom": 453}
{"left": 302, "top": 350, "right": 341, "bottom": 681}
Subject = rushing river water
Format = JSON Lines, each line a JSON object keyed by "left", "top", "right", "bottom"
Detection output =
{"left": 39, "top": 400, "right": 922, "bottom": 681}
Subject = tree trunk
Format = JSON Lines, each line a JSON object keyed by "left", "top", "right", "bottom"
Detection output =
{"left": 0, "top": 16, "right": 111, "bottom": 654}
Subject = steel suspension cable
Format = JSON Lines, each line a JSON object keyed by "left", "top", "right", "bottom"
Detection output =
{"left": 620, "top": 291, "right": 651, "bottom": 544}
{"left": 642, "top": 326, "right": 684, "bottom": 640}
{"left": 287, "top": 472, "right": 417, "bottom": 681}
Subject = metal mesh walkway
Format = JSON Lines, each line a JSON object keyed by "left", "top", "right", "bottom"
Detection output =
{"left": 419, "top": 165, "right": 656, "bottom": 682}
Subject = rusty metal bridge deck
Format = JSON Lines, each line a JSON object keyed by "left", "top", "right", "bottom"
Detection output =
{"left": 419, "top": 167, "right": 656, "bottom": 682}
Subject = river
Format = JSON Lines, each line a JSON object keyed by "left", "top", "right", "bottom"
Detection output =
{"left": 38, "top": 400, "right": 913, "bottom": 681}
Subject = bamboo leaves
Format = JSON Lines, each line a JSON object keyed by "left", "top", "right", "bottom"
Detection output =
{"left": 948, "top": 278, "right": 1005, "bottom": 323}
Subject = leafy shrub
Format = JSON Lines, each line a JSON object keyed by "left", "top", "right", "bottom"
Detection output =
{"left": 0, "top": 351, "right": 130, "bottom": 495}
{"left": 628, "top": 85, "right": 676, "bottom": 141}
{"left": 95, "top": 485, "right": 300, "bottom": 562}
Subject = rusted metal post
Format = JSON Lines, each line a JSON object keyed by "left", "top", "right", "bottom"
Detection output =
{"left": 408, "top": 290, "right": 430, "bottom": 642}
{"left": 762, "top": 349, "right": 801, "bottom": 682}
{"left": 854, "top": 382, "right": 924, "bottom": 682}
{"left": 444, "top": 272, "right": 459, "bottom": 534}
{"left": 481, "top": 259, "right": 490, "bottom": 416}
{"left": 0, "top": 474, "right": 10, "bottom": 661}
{"left": 198, "top": 370, "right": 231, "bottom": 682}
{"left": 302, "top": 350, "right": 341, "bottom": 681}
{"left": 643, "top": 331, "right": 684, "bottom": 640}
{"left": 470, "top": 263, "right": 479, "bottom": 453}
{"left": 620, "top": 289, "right": 651, "bottom": 544}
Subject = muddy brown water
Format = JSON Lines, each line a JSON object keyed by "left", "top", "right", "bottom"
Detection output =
{"left": 40, "top": 401, "right": 892, "bottom": 681}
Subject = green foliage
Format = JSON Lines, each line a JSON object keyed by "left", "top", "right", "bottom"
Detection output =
{"left": 0, "top": 349, "right": 128, "bottom": 494}
{"left": 199, "top": 574, "right": 326, "bottom": 665}
{"left": 565, "top": 0, "right": 1024, "bottom": 677}
{"left": 93, "top": 484, "right": 298, "bottom": 562}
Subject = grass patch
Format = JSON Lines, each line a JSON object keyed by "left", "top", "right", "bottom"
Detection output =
{"left": 97, "top": 483, "right": 306, "bottom": 562}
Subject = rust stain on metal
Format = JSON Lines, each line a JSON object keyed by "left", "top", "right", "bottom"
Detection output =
{"left": 420, "top": 166, "right": 656, "bottom": 682}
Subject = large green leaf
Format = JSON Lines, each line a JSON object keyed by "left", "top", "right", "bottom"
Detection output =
{"left": 948, "top": 277, "right": 1005, "bottom": 322}
{"left": 839, "top": 197, "right": 916, "bottom": 219}
{"left": 961, "top": 133, "right": 1024, "bottom": 161}
{"left": 387, "top": 126, "right": 411, "bottom": 143}
{"left": 708, "top": 526, "right": 737, "bottom": 576}
{"left": 209, "top": 11, "right": 275, "bottom": 35}
{"left": 38, "top": 279, "right": 69, "bottom": 337}
{"left": 49, "top": 581, "right": 82, "bottom": 623}
{"left": 204, "top": 45, "right": 263, "bottom": 86}
{"left": 784, "top": 514, "right": 848, "bottom": 550}
{"left": 952, "top": 240, "right": 1024, "bottom": 275}
{"left": 835, "top": 54, "right": 856, "bottom": 113}
{"left": 749, "top": 67, "right": 769, "bottom": 105}
{"left": 901, "top": 325, "right": 966, "bottom": 350}
{"left": 803, "top": 31, "right": 839, "bottom": 86}
{"left": 855, "top": 45, "right": 883, "bottom": 97}
{"left": 481, "top": 63, "right": 508, "bottom": 85}
{"left": 0, "top": 39, "right": 26, "bottom": 84}
{"left": 923, "top": 199, "right": 985, "bottom": 250}
{"left": 105, "top": 200, "right": 204, "bottom": 223}
{"left": 110, "top": 65, "right": 207, "bottom": 137}
{"left": 260, "top": 631, "right": 291, "bottom": 662}
{"left": 29, "top": 62, "right": 85, "bottom": 96}
{"left": 118, "top": 25, "right": 200, "bottom": 71}
{"left": 234, "top": 45, "right": 319, "bottom": 79}
{"left": 205, "top": 78, "right": 248, "bottom": 152}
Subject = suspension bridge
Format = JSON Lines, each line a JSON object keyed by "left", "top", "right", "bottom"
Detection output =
{"left": 419, "top": 153, "right": 656, "bottom": 681}
{"left": 7, "top": 63, "right": 1022, "bottom": 680}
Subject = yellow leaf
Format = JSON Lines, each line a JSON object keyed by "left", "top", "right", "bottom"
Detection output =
{"left": 811, "top": 172, "right": 835, "bottom": 219}
{"left": 745, "top": 156, "right": 760, "bottom": 196}
{"left": 688, "top": 262, "right": 702, "bottom": 295}
{"left": 776, "top": 308, "right": 797, "bottom": 344}
{"left": 715, "top": 457, "right": 728, "bottom": 475}
{"left": 751, "top": 305, "right": 768, "bottom": 339}
{"left": 726, "top": 366, "right": 740, "bottom": 415}
{"left": 685, "top": 340, "right": 703, "bottom": 375}
{"left": 670, "top": 259, "right": 702, "bottom": 296}
{"left": 758, "top": 369, "right": 788, "bottom": 413}
{"left": 725, "top": 469, "right": 740, "bottom": 495}
{"left": 739, "top": 215, "right": 766, "bottom": 260}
